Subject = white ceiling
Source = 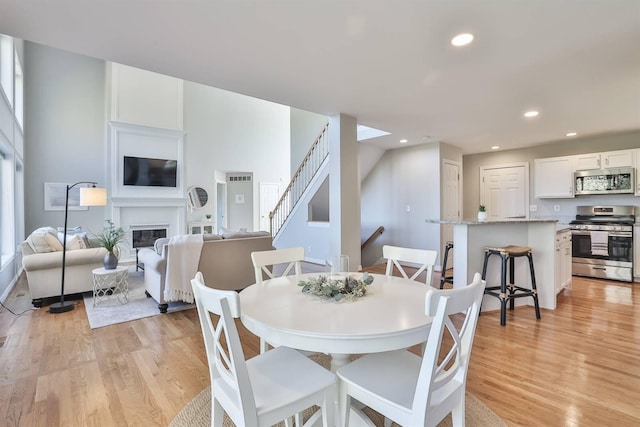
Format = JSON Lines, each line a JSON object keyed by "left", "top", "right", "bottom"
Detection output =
{"left": 1, "top": 0, "right": 639, "bottom": 154}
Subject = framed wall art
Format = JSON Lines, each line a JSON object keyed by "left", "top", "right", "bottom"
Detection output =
{"left": 44, "top": 182, "right": 89, "bottom": 211}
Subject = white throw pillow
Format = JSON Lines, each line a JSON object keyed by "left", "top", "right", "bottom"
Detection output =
{"left": 44, "top": 233, "right": 64, "bottom": 251}
{"left": 66, "top": 234, "right": 88, "bottom": 250}
{"left": 27, "top": 228, "right": 64, "bottom": 253}
{"left": 26, "top": 232, "right": 53, "bottom": 253}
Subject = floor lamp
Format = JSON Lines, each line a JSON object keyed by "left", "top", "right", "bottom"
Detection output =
{"left": 49, "top": 182, "right": 107, "bottom": 314}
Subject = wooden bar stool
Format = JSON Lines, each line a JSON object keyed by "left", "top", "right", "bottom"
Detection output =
{"left": 481, "top": 245, "right": 541, "bottom": 326}
{"left": 439, "top": 241, "right": 454, "bottom": 289}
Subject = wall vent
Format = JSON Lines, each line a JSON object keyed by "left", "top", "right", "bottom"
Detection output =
{"left": 228, "top": 175, "right": 252, "bottom": 182}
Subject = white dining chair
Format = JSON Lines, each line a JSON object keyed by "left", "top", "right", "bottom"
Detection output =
{"left": 336, "top": 272, "right": 486, "bottom": 427}
{"left": 251, "top": 246, "right": 304, "bottom": 284}
{"left": 251, "top": 246, "right": 304, "bottom": 353}
{"left": 190, "top": 272, "right": 337, "bottom": 427}
{"left": 383, "top": 244, "right": 438, "bottom": 287}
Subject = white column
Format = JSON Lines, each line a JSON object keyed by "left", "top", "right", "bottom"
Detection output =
{"left": 328, "top": 114, "right": 361, "bottom": 271}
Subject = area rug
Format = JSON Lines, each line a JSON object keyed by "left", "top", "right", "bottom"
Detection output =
{"left": 170, "top": 353, "right": 506, "bottom": 427}
{"left": 83, "top": 270, "right": 194, "bottom": 329}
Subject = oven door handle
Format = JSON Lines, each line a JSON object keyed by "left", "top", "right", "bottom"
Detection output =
{"left": 571, "top": 230, "right": 632, "bottom": 237}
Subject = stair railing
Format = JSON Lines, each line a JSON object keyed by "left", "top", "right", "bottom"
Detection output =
{"left": 270, "top": 122, "right": 330, "bottom": 237}
{"left": 361, "top": 226, "right": 384, "bottom": 250}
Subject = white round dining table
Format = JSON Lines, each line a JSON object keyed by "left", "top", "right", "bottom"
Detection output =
{"left": 239, "top": 272, "right": 432, "bottom": 372}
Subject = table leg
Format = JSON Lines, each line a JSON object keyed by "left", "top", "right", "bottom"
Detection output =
{"left": 322, "top": 353, "right": 375, "bottom": 427}
{"left": 330, "top": 353, "right": 351, "bottom": 372}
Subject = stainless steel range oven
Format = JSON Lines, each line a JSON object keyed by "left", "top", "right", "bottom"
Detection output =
{"left": 570, "top": 206, "right": 635, "bottom": 282}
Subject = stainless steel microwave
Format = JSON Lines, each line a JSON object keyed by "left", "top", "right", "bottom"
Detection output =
{"left": 574, "top": 167, "right": 635, "bottom": 195}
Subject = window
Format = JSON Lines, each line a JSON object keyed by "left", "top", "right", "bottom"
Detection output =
{"left": 0, "top": 34, "right": 13, "bottom": 107}
{"left": 15, "top": 160, "right": 24, "bottom": 247}
{"left": 0, "top": 146, "right": 15, "bottom": 267}
{"left": 14, "top": 50, "right": 23, "bottom": 129}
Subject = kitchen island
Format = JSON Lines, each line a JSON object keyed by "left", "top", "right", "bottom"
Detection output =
{"left": 426, "top": 219, "right": 558, "bottom": 310}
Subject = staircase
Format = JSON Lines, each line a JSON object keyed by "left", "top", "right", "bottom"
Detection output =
{"left": 270, "top": 122, "right": 329, "bottom": 237}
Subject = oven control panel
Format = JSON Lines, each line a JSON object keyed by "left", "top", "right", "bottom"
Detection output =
{"left": 571, "top": 224, "right": 632, "bottom": 232}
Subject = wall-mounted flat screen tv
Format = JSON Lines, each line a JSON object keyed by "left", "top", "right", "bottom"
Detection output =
{"left": 123, "top": 156, "right": 177, "bottom": 187}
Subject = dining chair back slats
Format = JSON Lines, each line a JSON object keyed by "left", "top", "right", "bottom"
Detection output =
{"left": 251, "top": 247, "right": 305, "bottom": 354}
{"left": 251, "top": 247, "right": 304, "bottom": 284}
{"left": 191, "top": 271, "right": 337, "bottom": 427}
{"left": 191, "top": 272, "right": 256, "bottom": 424}
{"left": 337, "top": 272, "right": 486, "bottom": 427}
{"left": 383, "top": 245, "right": 438, "bottom": 286}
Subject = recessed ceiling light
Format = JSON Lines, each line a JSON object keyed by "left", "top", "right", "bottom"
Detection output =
{"left": 399, "top": 139, "right": 408, "bottom": 144}
{"left": 524, "top": 111, "right": 539, "bottom": 118}
{"left": 451, "top": 33, "right": 474, "bottom": 47}
{"left": 491, "top": 146, "right": 500, "bottom": 150}
{"left": 566, "top": 132, "right": 577, "bottom": 137}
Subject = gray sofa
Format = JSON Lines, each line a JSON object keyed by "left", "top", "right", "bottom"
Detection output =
{"left": 138, "top": 231, "right": 274, "bottom": 312}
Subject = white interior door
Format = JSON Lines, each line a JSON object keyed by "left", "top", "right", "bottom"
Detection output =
{"left": 441, "top": 160, "right": 461, "bottom": 266}
{"left": 480, "top": 163, "right": 528, "bottom": 219}
{"left": 216, "top": 181, "right": 227, "bottom": 233}
{"left": 259, "top": 182, "right": 280, "bottom": 232}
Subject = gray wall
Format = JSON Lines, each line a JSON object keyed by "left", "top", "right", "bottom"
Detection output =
{"left": 463, "top": 130, "right": 640, "bottom": 220}
{"left": 290, "top": 107, "right": 328, "bottom": 175}
{"left": 24, "top": 42, "right": 108, "bottom": 236}
{"left": 24, "top": 43, "right": 292, "bottom": 237}
{"left": 226, "top": 174, "right": 253, "bottom": 231}
{"left": 360, "top": 142, "right": 442, "bottom": 266}
{"left": 182, "top": 80, "right": 290, "bottom": 229}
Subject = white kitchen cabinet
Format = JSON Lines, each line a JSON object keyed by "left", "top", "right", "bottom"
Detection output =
{"left": 574, "top": 150, "right": 634, "bottom": 170}
{"left": 574, "top": 153, "right": 602, "bottom": 170}
{"left": 634, "top": 225, "right": 640, "bottom": 281}
{"left": 555, "top": 229, "right": 572, "bottom": 294}
{"left": 634, "top": 150, "right": 640, "bottom": 196}
{"left": 534, "top": 156, "right": 574, "bottom": 198}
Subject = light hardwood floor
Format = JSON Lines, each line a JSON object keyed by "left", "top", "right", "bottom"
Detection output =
{"left": 0, "top": 268, "right": 639, "bottom": 426}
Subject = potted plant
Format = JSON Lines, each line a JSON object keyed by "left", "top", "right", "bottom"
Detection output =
{"left": 94, "top": 220, "right": 126, "bottom": 269}
{"left": 477, "top": 204, "right": 488, "bottom": 221}
{"left": 205, "top": 213, "right": 212, "bottom": 221}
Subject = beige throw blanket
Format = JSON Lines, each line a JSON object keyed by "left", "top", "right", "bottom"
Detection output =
{"left": 164, "top": 234, "right": 204, "bottom": 303}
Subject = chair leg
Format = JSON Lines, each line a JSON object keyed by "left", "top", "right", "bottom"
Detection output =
{"left": 508, "top": 256, "right": 516, "bottom": 311}
{"left": 481, "top": 251, "right": 490, "bottom": 280}
{"left": 213, "top": 398, "right": 224, "bottom": 427}
{"left": 451, "top": 396, "right": 465, "bottom": 427}
{"left": 500, "top": 255, "right": 508, "bottom": 326}
{"left": 440, "top": 243, "right": 451, "bottom": 289}
{"left": 339, "top": 383, "right": 351, "bottom": 427}
{"left": 322, "top": 387, "right": 335, "bottom": 427}
{"left": 259, "top": 338, "right": 269, "bottom": 354}
{"left": 528, "top": 252, "right": 542, "bottom": 320}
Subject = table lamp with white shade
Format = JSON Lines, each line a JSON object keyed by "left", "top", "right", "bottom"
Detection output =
{"left": 49, "top": 182, "right": 107, "bottom": 314}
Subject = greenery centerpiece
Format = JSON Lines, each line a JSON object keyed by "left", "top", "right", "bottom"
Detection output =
{"left": 94, "top": 220, "right": 126, "bottom": 269}
{"left": 298, "top": 272, "right": 374, "bottom": 302}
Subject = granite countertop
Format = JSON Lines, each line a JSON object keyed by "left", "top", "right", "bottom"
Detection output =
{"left": 425, "top": 218, "right": 558, "bottom": 225}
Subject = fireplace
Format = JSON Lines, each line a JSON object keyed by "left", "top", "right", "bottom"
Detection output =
{"left": 131, "top": 227, "right": 168, "bottom": 248}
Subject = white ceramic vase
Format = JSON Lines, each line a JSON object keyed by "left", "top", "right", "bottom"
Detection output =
{"left": 477, "top": 211, "right": 488, "bottom": 221}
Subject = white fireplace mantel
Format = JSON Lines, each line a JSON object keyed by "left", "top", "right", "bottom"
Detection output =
{"left": 111, "top": 197, "right": 186, "bottom": 208}
{"left": 110, "top": 199, "right": 187, "bottom": 262}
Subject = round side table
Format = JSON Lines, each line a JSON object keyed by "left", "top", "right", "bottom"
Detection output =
{"left": 92, "top": 266, "right": 129, "bottom": 306}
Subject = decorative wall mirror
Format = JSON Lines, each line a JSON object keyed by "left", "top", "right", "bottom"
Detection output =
{"left": 187, "top": 186, "right": 209, "bottom": 209}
